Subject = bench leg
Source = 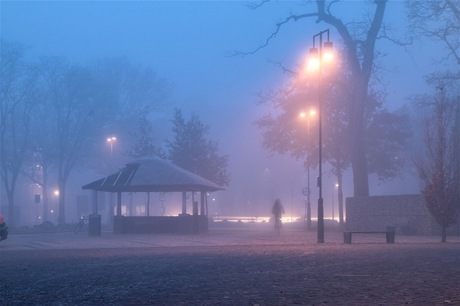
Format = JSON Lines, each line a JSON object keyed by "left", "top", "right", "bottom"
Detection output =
{"left": 344, "top": 232, "right": 352, "bottom": 244}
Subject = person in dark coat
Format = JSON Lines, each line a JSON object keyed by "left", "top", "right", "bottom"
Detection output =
{"left": 0, "top": 214, "right": 8, "bottom": 241}
{"left": 272, "top": 199, "right": 284, "bottom": 233}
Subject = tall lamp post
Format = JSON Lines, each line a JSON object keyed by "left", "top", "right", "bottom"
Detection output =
{"left": 308, "top": 29, "right": 333, "bottom": 243}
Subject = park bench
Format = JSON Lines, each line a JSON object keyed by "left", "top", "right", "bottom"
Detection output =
{"left": 343, "top": 229, "right": 395, "bottom": 244}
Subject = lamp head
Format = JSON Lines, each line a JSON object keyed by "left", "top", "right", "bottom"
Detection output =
{"left": 323, "top": 41, "right": 334, "bottom": 62}
{"left": 307, "top": 47, "right": 320, "bottom": 73}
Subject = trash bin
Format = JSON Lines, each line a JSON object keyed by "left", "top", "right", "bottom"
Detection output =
{"left": 88, "top": 214, "right": 101, "bottom": 236}
{"left": 343, "top": 232, "right": 352, "bottom": 244}
{"left": 385, "top": 226, "right": 395, "bottom": 243}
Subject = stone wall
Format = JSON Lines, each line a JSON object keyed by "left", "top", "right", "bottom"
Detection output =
{"left": 345, "top": 194, "right": 459, "bottom": 235}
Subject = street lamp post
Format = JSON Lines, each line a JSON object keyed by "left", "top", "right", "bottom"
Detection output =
{"left": 332, "top": 183, "right": 339, "bottom": 221}
{"left": 308, "top": 29, "right": 333, "bottom": 243}
{"left": 300, "top": 109, "right": 316, "bottom": 231}
{"left": 106, "top": 136, "right": 117, "bottom": 225}
{"left": 307, "top": 109, "right": 317, "bottom": 231}
{"left": 107, "top": 136, "right": 117, "bottom": 155}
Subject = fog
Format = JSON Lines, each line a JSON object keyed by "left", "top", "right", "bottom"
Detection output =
{"left": 0, "top": 1, "right": 452, "bottom": 226}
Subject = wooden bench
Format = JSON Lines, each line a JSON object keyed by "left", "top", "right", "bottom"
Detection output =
{"left": 343, "top": 230, "right": 395, "bottom": 244}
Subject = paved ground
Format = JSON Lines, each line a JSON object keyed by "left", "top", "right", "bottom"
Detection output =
{"left": 1, "top": 228, "right": 459, "bottom": 305}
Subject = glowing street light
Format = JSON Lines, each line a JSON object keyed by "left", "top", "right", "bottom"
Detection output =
{"left": 299, "top": 109, "right": 317, "bottom": 119}
{"left": 308, "top": 29, "right": 334, "bottom": 243}
{"left": 107, "top": 136, "right": 117, "bottom": 155}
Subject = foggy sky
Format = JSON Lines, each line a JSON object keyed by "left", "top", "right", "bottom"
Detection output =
{"left": 1, "top": 1, "right": 445, "bottom": 217}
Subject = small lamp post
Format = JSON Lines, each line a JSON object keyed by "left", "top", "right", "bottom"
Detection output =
{"left": 107, "top": 136, "right": 117, "bottom": 155}
{"left": 300, "top": 109, "right": 317, "bottom": 231}
{"left": 106, "top": 136, "right": 117, "bottom": 225}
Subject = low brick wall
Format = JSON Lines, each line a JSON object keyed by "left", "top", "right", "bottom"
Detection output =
{"left": 345, "top": 195, "right": 438, "bottom": 235}
{"left": 113, "top": 215, "right": 208, "bottom": 234}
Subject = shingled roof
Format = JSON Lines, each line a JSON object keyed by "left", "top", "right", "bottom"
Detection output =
{"left": 82, "top": 157, "right": 224, "bottom": 192}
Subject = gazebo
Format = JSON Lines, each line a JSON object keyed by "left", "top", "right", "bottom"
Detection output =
{"left": 82, "top": 157, "right": 224, "bottom": 235}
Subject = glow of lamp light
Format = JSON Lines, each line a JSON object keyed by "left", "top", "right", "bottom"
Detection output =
{"left": 307, "top": 58, "right": 320, "bottom": 73}
{"left": 322, "top": 41, "right": 334, "bottom": 62}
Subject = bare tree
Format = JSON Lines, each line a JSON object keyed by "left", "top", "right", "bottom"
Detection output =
{"left": 38, "top": 57, "right": 110, "bottom": 226}
{"left": 89, "top": 57, "right": 171, "bottom": 172}
{"left": 28, "top": 56, "right": 171, "bottom": 227}
{"left": 241, "top": 1, "right": 391, "bottom": 196}
{"left": 416, "top": 84, "right": 459, "bottom": 242}
{"left": 23, "top": 93, "right": 59, "bottom": 223}
{"left": 0, "top": 40, "right": 37, "bottom": 227}
{"left": 406, "top": 0, "right": 459, "bottom": 65}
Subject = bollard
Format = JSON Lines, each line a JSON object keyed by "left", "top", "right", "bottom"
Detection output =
{"left": 88, "top": 214, "right": 101, "bottom": 236}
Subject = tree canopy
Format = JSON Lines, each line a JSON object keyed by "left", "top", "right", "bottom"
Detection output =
{"left": 0, "top": 40, "right": 38, "bottom": 227}
{"left": 255, "top": 52, "right": 409, "bottom": 224}
{"left": 167, "top": 109, "right": 230, "bottom": 187}
{"left": 1, "top": 40, "right": 172, "bottom": 226}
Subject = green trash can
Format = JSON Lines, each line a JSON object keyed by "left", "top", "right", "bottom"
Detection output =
{"left": 88, "top": 214, "right": 101, "bottom": 236}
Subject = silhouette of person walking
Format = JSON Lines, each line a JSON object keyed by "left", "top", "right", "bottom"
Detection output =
{"left": 0, "top": 214, "right": 8, "bottom": 241}
{"left": 272, "top": 199, "right": 284, "bottom": 233}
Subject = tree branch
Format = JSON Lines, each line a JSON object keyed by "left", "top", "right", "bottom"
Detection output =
{"left": 247, "top": 0, "right": 271, "bottom": 10}
{"left": 229, "top": 13, "right": 318, "bottom": 57}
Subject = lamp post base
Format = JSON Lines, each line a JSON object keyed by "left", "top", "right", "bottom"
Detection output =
{"left": 317, "top": 198, "right": 324, "bottom": 243}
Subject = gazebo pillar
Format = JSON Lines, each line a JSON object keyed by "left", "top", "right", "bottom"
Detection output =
{"left": 146, "top": 192, "right": 150, "bottom": 216}
{"left": 117, "top": 191, "right": 122, "bottom": 216}
{"left": 205, "top": 193, "right": 209, "bottom": 216}
{"left": 182, "top": 191, "right": 187, "bottom": 214}
{"left": 200, "top": 192, "right": 205, "bottom": 216}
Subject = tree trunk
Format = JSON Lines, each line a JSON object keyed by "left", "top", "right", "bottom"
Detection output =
{"left": 58, "top": 180, "right": 66, "bottom": 226}
{"left": 320, "top": 0, "right": 386, "bottom": 197}
{"left": 351, "top": 137, "right": 369, "bottom": 196}
{"left": 350, "top": 82, "right": 370, "bottom": 197}
{"left": 42, "top": 184, "right": 49, "bottom": 222}
{"left": 6, "top": 190, "right": 15, "bottom": 228}
{"left": 42, "top": 169, "right": 49, "bottom": 222}
{"left": 455, "top": 100, "right": 460, "bottom": 210}
{"left": 337, "top": 172, "right": 344, "bottom": 226}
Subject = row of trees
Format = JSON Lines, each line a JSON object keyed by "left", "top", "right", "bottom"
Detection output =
{"left": 126, "top": 108, "right": 230, "bottom": 188}
{"left": 1, "top": 41, "right": 167, "bottom": 227}
{"left": 249, "top": 0, "right": 459, "bottom": 239}
{"left": 1, "top": 40, "right": 229, "bottom": 228}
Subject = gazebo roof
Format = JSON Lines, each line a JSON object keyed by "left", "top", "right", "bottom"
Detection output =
{"left": 82, "top": 157, "right": 225, "bottom": 193}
